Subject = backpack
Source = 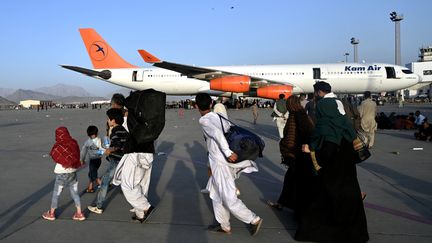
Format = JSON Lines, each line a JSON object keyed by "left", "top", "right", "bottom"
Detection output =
{"left": 218, "top": 114, "right": 265, "bottom": 162}
{"left": 125, "top": 89, "right": 166, "bottom": 144}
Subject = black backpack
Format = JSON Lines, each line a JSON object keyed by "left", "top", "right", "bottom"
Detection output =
{"left": 218, "top": 114, "right": 265, "bottom": 162}
{"left": 125, "top": 89, "right": 166, "bottom": 144}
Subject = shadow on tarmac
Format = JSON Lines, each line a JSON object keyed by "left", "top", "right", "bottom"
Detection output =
{"left": 0, "top": 180, "right": 53, "bottom": 238}
{"left": 361, "top": 162, "right": 432, "bottom": 215}
{"left": 166, "top": 160, "right": 208, "bottom": 243}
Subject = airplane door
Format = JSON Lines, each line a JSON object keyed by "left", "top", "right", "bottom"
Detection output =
{"left": 132, "top": 70, "right": 144, "bottom": 82}
{"left": 313, "top": 68, "right": 321, "bottom": 79}
{"left": 385, "top": 67, "right": 396, "bottom": 79}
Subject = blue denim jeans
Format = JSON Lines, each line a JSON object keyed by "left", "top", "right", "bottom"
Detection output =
{"left": 96, "top": 158, "right": 119, "bottom": 208}
{"left": 88, "top": 158, "right": 102, "bottom": 182}
{"left": 50, "top": 172, "right": 80, "bottom": 209}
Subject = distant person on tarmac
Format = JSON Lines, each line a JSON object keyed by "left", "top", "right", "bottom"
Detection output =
{"left": 273, "top": 94, "right": 288, "bottom": 138}
{"left": 299, "top": 93, "right": 309, "bottom": 108}
{"left": 251, "top": 101, "right": 259, "bottom": 125}
{"left": 358, "top": 91, "right": 377, "bottom": 148}
{"left": 414, "top": 110, "right": 426, "bottom": 127}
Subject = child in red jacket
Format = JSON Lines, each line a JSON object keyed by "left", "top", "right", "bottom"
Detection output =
{"left": 42, "top": 127, "right": 85, "bottom": 221}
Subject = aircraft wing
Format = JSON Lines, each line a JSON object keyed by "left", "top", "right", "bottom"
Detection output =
{"left": 138, "top": 50, "right": 288, "bottom": 88}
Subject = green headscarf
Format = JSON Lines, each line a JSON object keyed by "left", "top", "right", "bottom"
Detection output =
{"left": 310, "top": 97, "right": 356, "bottom": 151}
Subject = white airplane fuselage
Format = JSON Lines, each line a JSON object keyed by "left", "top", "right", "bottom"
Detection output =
{"left": 93, "top": 62, "right": 420, "bottom": 96}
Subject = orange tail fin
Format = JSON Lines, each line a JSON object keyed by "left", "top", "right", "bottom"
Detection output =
{"left": 79, "top": 28, "right": 137, "bottom": 69}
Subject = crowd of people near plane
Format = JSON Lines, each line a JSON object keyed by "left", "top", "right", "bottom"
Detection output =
{"left": 376, "top": 110, "right": 431, "bottom": 141}
{"left": 41, "top": 80, "right": 432, "bottom": 242}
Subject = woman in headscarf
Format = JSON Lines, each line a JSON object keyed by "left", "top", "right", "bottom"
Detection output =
{"left": 267, "top": 95, "right": 317, "bottom": 219}
{"left": 295, "top": 81, "right": 369, "bottom": 243}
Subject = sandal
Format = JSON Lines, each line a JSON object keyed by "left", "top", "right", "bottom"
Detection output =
{"left": 207, "top": 224, "right": 231, "bottom": 234}
{"left": 86, "top": 188, "right": 94, "bottom": 193}
{"left": 361, "top": 192, "right": 367, "bottom": 201}
{"left": 266, "top": 200, "right": 283, "bottom": 210}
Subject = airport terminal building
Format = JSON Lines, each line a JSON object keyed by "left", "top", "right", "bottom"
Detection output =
{"left": 406, "top": 46, "right": 432, "bottom": 98}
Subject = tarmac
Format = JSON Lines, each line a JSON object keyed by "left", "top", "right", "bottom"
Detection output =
{"left": 0, "top": 103, "right": 431, "bottom": 243}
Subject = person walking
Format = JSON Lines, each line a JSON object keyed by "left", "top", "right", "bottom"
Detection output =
{"left": 42, "top": 127, "right": 85, "bottom": 221}
{"left": 273, "top": 94, "right": 288, "bottom": 138}
{"left": 267, "top": 95, "right": 316, "bottom": 220}
{"left": 195, "top": 93, "right": 263, "bottom": 236}
{"left": 251, "top": 101, "right": 259, "bottom": 125}
{"left": 295, "top": 81, "right": 369, "bottom": 243}
{"left": 358, "top": 91, "right": 377, "bottom": 148}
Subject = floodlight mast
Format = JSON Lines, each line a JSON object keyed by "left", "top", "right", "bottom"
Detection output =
{"left": 350, "top": 38, "right": 359, "bottom": 63}
{"left": 390, "top": 11, "right": 404, "bottom": 66}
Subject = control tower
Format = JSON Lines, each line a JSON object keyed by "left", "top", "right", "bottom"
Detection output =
{"left": 419, "top": 46, "right": 432, "bottom": 62}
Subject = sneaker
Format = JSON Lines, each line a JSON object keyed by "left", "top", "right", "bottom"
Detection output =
{"left": 200, "top": 188, "right": 209, "bottom": 194}
{"left": 87, "top": 206, "right": 103, "bottom": 214}
{"left": 249, "top": 218, "right": 263, "bottom": 236}
{"left": 42, "top": 211, "right": 55, "bottom": 221}
{"left": 72, "top": 212, "right": 86, "bottom": 221}
{"left": 129, "top": 208, "right": 136, "bottom": 213}
{"left": 207, "top": 224, "right": 231, "bottom": 234}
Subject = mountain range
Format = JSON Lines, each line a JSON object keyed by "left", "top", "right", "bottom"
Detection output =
{"left": 1, "top": 83, "right": 187, "bottom": 104}
{"left": 1, "top": 84, "right": 118, "bottom": 104}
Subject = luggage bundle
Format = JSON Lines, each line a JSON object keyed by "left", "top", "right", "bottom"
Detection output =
{"left": 125, "top": 89, "right": 166, "bottom": 144}
{"left": 218, "top": 114, "right": 265, "bottom": 162}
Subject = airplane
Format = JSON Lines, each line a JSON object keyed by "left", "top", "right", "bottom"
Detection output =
{"left": 62, "top": 28, "right": 421, "bottom": 100}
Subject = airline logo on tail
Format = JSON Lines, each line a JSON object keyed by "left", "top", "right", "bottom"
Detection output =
{"left": 79, "top": 28, "right": 136, "bottom": 69}
{"left": 90, "top": 42, "right": 108, "bottom": 61}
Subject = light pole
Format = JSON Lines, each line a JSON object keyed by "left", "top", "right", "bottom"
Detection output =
{"left": 350, "top": 38, "right": 359, "bottom": 63}
{"left": 390, "top": 11, "right": 403, "bottom": 66}
{"left": 390, "top": 11, "right": 404, "bottom": 101}
{"left": 344, "top": 53, "right": 349, "bottom": 63}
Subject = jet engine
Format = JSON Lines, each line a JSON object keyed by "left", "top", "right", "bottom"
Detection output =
{"left": 210, "top": 76, "right": 251, "bottom": 93}
{"left": 252, "top": 85, "right": 293, "bottom": 100}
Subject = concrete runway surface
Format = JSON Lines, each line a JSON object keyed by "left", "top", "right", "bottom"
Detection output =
{"left": 0, "top": 104, "right": 431, "bottom": 242}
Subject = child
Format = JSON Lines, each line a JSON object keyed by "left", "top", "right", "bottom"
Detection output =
{"left": 42, "top": 127, "right": 85, "bottom": 221}
{"left": 80, "top": 125, "right": 103, "bottom": 193}
{"left": 88, "top": 108, "right": 129, "bottom": 214}
{"left": 195, "top": 93, "right": 262, "bottom": 236}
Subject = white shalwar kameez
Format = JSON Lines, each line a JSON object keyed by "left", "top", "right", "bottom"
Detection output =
{"left": 113, "top": 153, "right": 153, "bottom": 219}
{"left": 200, "top": 112, "right": 260, "bottom": 231}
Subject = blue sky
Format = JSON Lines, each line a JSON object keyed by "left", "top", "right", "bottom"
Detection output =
{"left": 0, "top": 0, "right": 430, "bottom": 96}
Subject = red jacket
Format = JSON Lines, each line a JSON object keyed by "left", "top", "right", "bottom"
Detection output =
{"left": 50, "top": 127, "right": 81, "bottom": 169}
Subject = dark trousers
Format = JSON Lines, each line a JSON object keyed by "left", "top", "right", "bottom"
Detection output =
{"left": 88, "top": 158, "right": 102, "bottom": 182}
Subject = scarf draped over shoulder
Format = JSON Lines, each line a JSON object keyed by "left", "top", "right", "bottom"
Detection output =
{"left": 310, "top": 98, "right": 356, "bottom": 151}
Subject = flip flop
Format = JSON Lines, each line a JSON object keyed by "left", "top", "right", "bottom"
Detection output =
{"left": 207, "top": 224, "right": 231, "bottom": 234}
{"left": 266, "top": 200, "right": 283, "bottom": 210}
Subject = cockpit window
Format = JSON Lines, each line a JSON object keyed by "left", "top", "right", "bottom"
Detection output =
{"left": 402, "top": 69, "right": 413, "bottom": 74}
